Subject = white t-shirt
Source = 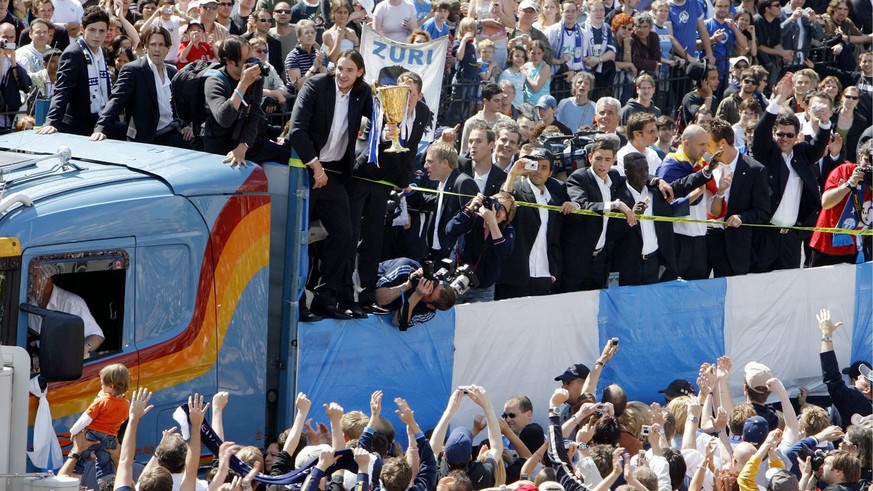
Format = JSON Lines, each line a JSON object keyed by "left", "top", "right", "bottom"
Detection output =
{"left": 28, "top": 285, "right": 104, "bottom": 339}
{"left": 373, "top": 0, "right": 417, "bottom": 42}
{"left": 156, "top": 16, "right": 184, "bottom": 62}
{"left": 51, "top": 0, "right": 84, "bottom": 24}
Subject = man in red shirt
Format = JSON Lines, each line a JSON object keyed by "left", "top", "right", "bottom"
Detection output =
{"left": 810, "top": 139, "right": 872, "bottom": 266}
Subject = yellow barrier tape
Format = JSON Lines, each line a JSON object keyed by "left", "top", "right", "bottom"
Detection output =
{"left": 287, "top": 158, "right": 873, "bottom": 237}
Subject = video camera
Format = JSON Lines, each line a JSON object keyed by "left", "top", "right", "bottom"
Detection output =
{"left": 538, "top": 129, "right": 605, "bottom": 175}
{"left": 417, "top": 258, "right": 480, "bottom": 297}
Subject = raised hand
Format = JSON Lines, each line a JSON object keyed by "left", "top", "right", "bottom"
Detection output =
{"left": 816, "top": 308, "right": 843, "bottom": 337}
{"left": 370, "top": 390, "right": 383, "bottom": 418}
{"left": 716, "top": 355, "right": 732, "bottom": 381}
{"left": 395, "top": 397, "right": 415, "bottom": 425}
{"left": 296, "top": 392, "right": 312, "bottom": 415}
{"left": 130, "top": 387, "right": 153, "bottom": 421}
{"left": 188, "top": 393, "right": 210, "bottom": 428}
{"left": 325, "top": 402, "right": 344, "bottom": 420}
{"left": 551, "top": 388, "right": 570, "bottom": 407}
{"left": 213, "top": 391, "right": 229, "bottom": 411}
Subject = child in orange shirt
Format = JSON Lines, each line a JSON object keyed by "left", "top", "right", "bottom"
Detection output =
{"left": 69, "top": 363, "right": 131, "bottom": 482}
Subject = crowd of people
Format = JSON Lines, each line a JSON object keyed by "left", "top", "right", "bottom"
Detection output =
{"left": 57, "top": 308, "right": 872, "bottom": 491}
{"left": 0, "top": 0, "right": 869, "bottom": 322}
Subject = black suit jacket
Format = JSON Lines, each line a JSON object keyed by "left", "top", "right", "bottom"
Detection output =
{"left": 719, "top": 153, "right": 772, "bottom": 274}
{"left": 94, "top": 58, "right": 179, "bottom": 143}
{"left": 612, "top": 169, "right": 712, "bottom": 276}
{"left": 289, "top": 73, "right": 373, "bottom": 177}
{"left": 354, "top": 100, "right": 432, "bottom": 188}
{"left": 413, "top": 169, "right": 479, "bottom": 254}
{"left": 753, "top": 110, "right": 827, "bottom": 226}
{"left": 45, "top": 40, "right": 110, "bottom": 136}
{"left": 499, "top": 176, "right": 567, "bottom": 287}
{"left": 458, "top": 159, "right": 507, "bottom": 196}
{"left": 563, "top": 167, "right": 623, "bottom": 255}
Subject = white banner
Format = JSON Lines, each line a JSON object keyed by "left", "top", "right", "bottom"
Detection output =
{"left": 360, "top": 24, "right": 447, "bottom": 147}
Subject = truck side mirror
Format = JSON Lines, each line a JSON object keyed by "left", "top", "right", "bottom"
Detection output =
{"left": 20, "top": 303, "right": 84, "bottom": 382}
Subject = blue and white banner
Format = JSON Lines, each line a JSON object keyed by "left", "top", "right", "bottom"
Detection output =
{"left": 297, "top": 263, "right": 872, "bottom": 444}
{"left": 360, "top": 25, "right": 447, "bottom": 144}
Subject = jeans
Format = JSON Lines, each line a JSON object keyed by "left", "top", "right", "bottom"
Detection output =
{"left": 75, "top": 430, "right": 117, "bottom": 481}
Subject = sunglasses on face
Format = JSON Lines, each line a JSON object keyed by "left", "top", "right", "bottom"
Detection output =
{"left": 274, "top": 8, "right": 290, "bottom": 13}
{"left": 844, "top": 94, "right": 860, "bottom": 100}
{"left": 218, "top": 2, "right": 232, "bottom": 5}
{"left": 775, "top": 131, "right": 796, "bottom": 138}
{"left": 502, "top": 412, "right": 517, "bottom": 419}
{"left": 255, "top": 48, "right": 268, "bottom": 53}
{"left": 202, "top": 5, "right": 217, "bottom": 10}
{"left": 742, "top": 78, "right": 756, "bottom": 84}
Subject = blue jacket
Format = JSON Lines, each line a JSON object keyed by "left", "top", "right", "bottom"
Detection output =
{"left": 820, "top": 350, "right": 873, "bottom": 426}
{"left": 446, "top": 209, "right": 515, "bottom": 289}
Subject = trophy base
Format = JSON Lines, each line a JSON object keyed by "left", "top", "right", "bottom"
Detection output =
{"left": 384, "top": 139, "right": 409, "bottom": 153}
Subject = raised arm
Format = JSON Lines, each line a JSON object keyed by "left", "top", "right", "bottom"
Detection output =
{"left": 582, "top": 339, "right": 619, "bottom": 395}
{"left": 325, "top": 402, "right": 346, "bottom": 450}
{"left": 465, "top": 385, "right": 503, "bottom": 459}
{"left": 396, "top": 398, "right": 437, "bottom": 491}
{"left": 181, "top": 394, "right": 210, "bottom": 491}
{"left": 682, "top": 398, "right": 702, "bottom": 452}
{"left": 115, "top": 388, "right": 152, "bottom": 490}
{"left": 766, "top": 378, "right": 799, "bottom": 445}
{"left": 284, "top": 393, "right": 312, "bottom": 455}
{"left": 212, "top": 391, "right": 229, "bottom": 441}
{"left": 430, "top": 389, "right": 463, "bottom": 455}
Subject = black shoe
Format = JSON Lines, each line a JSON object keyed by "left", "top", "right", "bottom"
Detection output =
{"left": 347, "top": 303, "right": 368, "bottom": 319}
{"left": 361, "top": 303, "right": 390, "bottom": 315}
{"left": 299, "top": 307, "right": 323, "bottom": 323}
{"left": 312, "top": 301, "right": 352, "bottom": 320}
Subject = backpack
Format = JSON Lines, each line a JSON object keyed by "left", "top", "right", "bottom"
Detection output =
{"left": 171, "top": 60, "right": 228, "bottom": 131}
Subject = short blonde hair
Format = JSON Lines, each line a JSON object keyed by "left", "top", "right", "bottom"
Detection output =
{"left": 477, "top": 38, "right": 495, "bottom": 51}
{"left": 427, "top": 142, "right": 459, "bottom": 169}
{"left": 666, "top": 396, "right": 690, "bottom": 430}
{"left": 458, "top": 17, "right": 476, "bottom": 35}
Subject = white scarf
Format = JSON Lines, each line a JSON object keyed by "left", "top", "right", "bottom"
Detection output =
{"left": 79, "top": 38, "right": 110, "bottom": 114}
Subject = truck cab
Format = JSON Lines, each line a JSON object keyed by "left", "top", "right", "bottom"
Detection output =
{"left": 0, "top": 132, "right": 293, "bottom": 463}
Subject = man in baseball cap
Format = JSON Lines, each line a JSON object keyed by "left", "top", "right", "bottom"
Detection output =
{"left": 816, "top": 308, "right": 872, "bottom": 427}
{"left": 842, "top": 361, "right": 873, "bottom": 384}
{"left": 658, "top": 379, "right": 695, "bottom": 403}
{"left": 744, "top": 361, "right": 779, "bottom": 431}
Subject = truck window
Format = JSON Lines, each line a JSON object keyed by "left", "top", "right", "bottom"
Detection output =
{"left": 26, "top": 252, "right": 128, "bottom": 367}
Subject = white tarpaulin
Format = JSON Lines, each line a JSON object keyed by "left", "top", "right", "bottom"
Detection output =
{"left": 451, "top": 290, "right": 601, "bottom": 437}
{"left": 723, "top": 264, "right": 857, "bottom": 400}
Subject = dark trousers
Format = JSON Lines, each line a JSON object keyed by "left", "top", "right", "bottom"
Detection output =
{"left": 809, "top": 249, "right": 857, "bottom": 267}
{"left": 347, "top": 178, "right": 390, "bottom": 305}
{"left": 309, "top": 171, "right": 353, "bottom": 307}
{"left": 153, "top": 128, "right": 192, "bottom": 149}
{"left": 560, "top": 245, "right": 608, "bottom": 292}
{"left": 618, "top": 251, "right": 662, "bottom": 286}
{"left": 706, "top": 228, "right": 740, "bottom": 278}
{"left": 752, "top": 227, "right": 803, "bottom": 273}
{"left": 581, "top": 248, "right": 609, "bottom": 291}
{"left": 495, "top": 277, "right": 555, "bottom": 300}
{"left": 203, "top": 137, "right": 290, "bottom": 165}
{"left": 674, "top": 233, "right": 709, "bottom": 280}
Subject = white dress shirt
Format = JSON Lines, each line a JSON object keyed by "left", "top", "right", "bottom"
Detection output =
{"left": 591, "top": 167, "right": 613, "bottom": 250}
{"left": 616, "top": 143, "right": 663, "bottom": 176}
{"left": 473, "top": 165, "right": 491, "bottom": 194}
{"left": 710, "top": 152, "right": 739, "bottom": 227}
{"left": 432, "top": 179, "right": 446, "bottom": 250}
{"left": 769, "top": 150, "right": 803, "bottom": 226}
{"left": 147, "top": 57, "right": 174, "bottom": 133}
{"left": 627, "top": 183, "right": 659, "bottom": 255}
{"left": 317, "top": 82, "right": 350, "bottom": 163}
{"left": 527, "top": 177, "right": 552, "bottom": 277}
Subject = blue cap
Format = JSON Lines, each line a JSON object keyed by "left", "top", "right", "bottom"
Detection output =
{"left": 536, "top": 95, "right": 557, "bottom": 109}
{"left": 743, "top": 416, "right": 769, "bottom": 446}
{"left": 444, "top": 427, "right": 472, "bottom": 466}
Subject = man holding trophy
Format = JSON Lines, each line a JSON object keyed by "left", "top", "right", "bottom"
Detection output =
{"left": 289, "top": 49, "right": 373, "bottom": 320}
{"left": 350, "top": 71, "right": 434, "bottom": 316}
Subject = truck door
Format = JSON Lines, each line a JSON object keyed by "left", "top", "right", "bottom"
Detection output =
{"left": 21, "top": 239, "right": 137, "bottom": 437}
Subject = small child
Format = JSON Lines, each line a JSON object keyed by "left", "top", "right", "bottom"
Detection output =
{"left": 70, "top": 363, "right": 131, "bottom": 482}
{"left": 421, "top": 0, "right": 450, "bottom": 40}
{"left": 477, "top": 38, "right": 500, "bottom": 83}
{"left": 452, "top": 17, "right": 479, "bottom": 123}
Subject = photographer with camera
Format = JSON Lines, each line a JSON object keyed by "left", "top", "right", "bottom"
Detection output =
{"left": 203, "top": 35, "right": 289, "bottom": 165}
{"left": 810, "top": 139, "right": 872, "bottom": 266}
{"left": 496, "top": 147, "right": 573, "bottom": 299}
{"left": 0, "top": 22, "right": 28, "bottom": 132}
{"left": 90, "top": 26, "right": 193, "bottom": 147}
{"left": 445, "top": 192, "right": 517, "bottom": 303}
{"left": 374, "top": 258, "right": 458, "bottom": 330}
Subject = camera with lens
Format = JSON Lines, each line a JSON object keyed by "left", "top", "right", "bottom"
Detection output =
{"left": 0, "top": 40, "right": 16, "bottom": 50}
{"left": 796, "top": 446, "right": 826, "bottom": 472}
{"left": 538, "top": 129, "right": 603, "bottom": 175}
{"left": 468, "top": 195, "right": 498, "bottom": 214}
{"left": 862, "top": 166, "right": 872, "bottom": 186}
{"left": 414, "top": 258, "right": 480, "bottom": 296}
{"left": 245, "top": 57, "right": 270, "bottom": 77}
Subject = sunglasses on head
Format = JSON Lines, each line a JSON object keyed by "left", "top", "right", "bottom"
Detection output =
{"left": 775, "top": 131, "right": 796, "bottom": 138}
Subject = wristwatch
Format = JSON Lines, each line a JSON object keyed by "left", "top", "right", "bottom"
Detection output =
{"left": 689, "top": 415, "right": 700, "bottom": 423}
{"left": 68, "top": 452, "right": 80, "bottom": 460}
{"left": 822, "top": 335, "right": 833, "bottom": 342}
